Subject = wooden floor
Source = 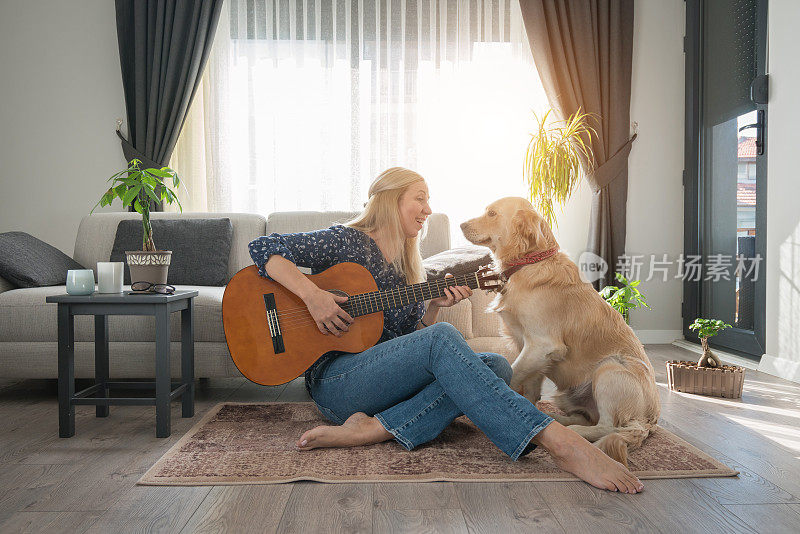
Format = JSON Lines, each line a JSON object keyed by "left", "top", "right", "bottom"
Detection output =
{"left": 1, "top": 344, "right": 799, "bottom": 533}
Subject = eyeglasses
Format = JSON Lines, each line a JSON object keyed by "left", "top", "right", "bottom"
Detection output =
{"left": 131, "top": 281, "right": 176, "bottom": 295}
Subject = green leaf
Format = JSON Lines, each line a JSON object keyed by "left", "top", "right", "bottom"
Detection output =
{"left": 140, "top": 175, "right": 159, "bottom": 189}
{"left": 106, "top": 169, "right": 129, "bottom": 182}
{"left": 121, "top": 185, "right": 142, "bottom": 206}
{"left": 116, "top": 177, "right": 139, "bottom": 187}
{"left": 133, "top": 198, "right": 144, "bottom": 214}
{"left": 144, "top": 185, "right": 160, "bottom": 204}
{"left": 146, "top": 167, "right": 174, "bottom": 178}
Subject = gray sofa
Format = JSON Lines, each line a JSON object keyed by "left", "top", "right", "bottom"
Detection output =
{"left": 0, "top": 211, "right": 510, "bottom": 379}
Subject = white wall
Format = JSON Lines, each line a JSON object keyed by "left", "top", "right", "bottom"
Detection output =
{"left": 0, "top": 0, "right": 127, "bottom": 257}
{"left": 626, "top": 0, "right": 686, "bottom": 341}
{"left": 555, "top": 0, "right": 686, "bottom": 343}
{"left": 760, "top": 0, "right": 800, "bottom": 381}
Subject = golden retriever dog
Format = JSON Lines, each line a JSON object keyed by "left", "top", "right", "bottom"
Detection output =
{"left": 461, "top": 197, "right": 660, "bottom": 466}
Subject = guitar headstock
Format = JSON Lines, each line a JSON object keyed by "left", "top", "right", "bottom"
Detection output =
{"left": 475, "top": 264, "right": 502, "bottom": 291}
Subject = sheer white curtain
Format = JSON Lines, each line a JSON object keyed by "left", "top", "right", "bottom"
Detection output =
{"left": 168, "top": 0, "right": 550, "bottom": 246}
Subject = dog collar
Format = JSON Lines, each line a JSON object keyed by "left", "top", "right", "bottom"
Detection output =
{"left": 500, "top": 247, "right": 559, "bottom": 282}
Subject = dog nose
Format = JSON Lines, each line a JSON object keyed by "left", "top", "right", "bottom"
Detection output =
{"left": 460, "top": 221, "right": 469, "bottom": 231}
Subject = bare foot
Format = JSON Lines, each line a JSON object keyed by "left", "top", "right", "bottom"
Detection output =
{"left": 295, "top": 412, "right": 393, "bottom": 451}
{"left": 531, "top": 421, "right": 644, "bottom": 494}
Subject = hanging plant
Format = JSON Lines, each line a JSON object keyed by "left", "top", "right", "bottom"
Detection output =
{"left": 523, "top": 108, "right": 597, "bottom": 227}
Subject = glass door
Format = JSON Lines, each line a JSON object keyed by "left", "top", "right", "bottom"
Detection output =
{"left": 684, "top": 0, "right": 768, "bottom": 359}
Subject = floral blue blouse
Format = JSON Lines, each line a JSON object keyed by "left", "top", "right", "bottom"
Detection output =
{"left": 248, "top": 225, "right": 426, "bottom": 382}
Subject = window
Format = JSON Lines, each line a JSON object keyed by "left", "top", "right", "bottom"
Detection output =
{"left": 169, "top": 0, "right": 550, "bottom": 246}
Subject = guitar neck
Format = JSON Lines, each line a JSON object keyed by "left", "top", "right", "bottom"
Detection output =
{"left": 340, "top": 272, "right": 480, "bottom": 317}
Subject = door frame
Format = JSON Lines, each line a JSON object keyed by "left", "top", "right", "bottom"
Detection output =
{"left": 682, "top": 0, "right": 768, "bottom": 360}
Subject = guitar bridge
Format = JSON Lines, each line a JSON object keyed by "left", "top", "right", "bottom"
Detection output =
{"left": 263, "top": 293, "right": 285, "bottom": 354}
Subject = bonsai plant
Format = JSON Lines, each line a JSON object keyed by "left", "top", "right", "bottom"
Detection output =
{"left": 90, "top": 158, "right": 183, "bottom": 285}
{"left": 524, "top": 108, "right": 597, "bottom": 227}
{"left": 599, "top": 272, "right": 650, "bottom": 324}
{"left": 666, "top": 317, "right": 742, "bottom": 398}
{"left": 689, "top": 318, "right": 732, "bottom": 368}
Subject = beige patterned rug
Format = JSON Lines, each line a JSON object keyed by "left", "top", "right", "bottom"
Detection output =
{"left": 138, "top": 402, "right": 737, "bottom": 485}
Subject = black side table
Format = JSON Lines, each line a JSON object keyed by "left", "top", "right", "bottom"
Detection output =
{"left": 46, "top": 289, "right": 198, "bottom": 438}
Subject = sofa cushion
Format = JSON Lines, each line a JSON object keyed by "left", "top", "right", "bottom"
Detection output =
{"left": 470, "top": 289, "right": 505, "bottom": 339}
{"left": 0, "top": 275, "right": 17, "bottom": 293}
{"left": 109, "top": 218, "right": 233, "bottom": 286}
{"left": 73, "top": 212, "right": 266, "bottom": 283}
{"left": 0, "top": 232, "right": 86, "bottom": 288}
{"left": 0, "top": 285, "right": 225, "bottom": 343}
{"left": 432, "top": 298, "right": 474, "bottom": 339}
{"left": 423, "top": 245, "right": 493, "bottom": 279}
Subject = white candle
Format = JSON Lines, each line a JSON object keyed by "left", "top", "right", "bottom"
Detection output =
{"left": 97, "top": 261, "right": 124, "bottom": 293}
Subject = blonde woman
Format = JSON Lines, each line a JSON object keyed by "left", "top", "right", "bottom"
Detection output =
{"left": 248, "top": 167, "right": 643, "bottom": 493}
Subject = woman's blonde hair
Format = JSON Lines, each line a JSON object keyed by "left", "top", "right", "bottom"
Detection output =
{"left": 345, "top": 167, "right": 427, "bottom": 284}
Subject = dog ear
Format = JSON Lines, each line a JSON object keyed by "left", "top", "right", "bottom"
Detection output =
{"left": 508, "top": 208, "right": 546, "bottom": 256}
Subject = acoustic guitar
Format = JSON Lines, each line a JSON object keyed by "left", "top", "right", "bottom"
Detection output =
{"left": 222, "top": 262, "right": 501, "bottom": 385}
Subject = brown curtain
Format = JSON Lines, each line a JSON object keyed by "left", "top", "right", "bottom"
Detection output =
{"left": 519, "top": 0, "right": 635, "bottom": 288}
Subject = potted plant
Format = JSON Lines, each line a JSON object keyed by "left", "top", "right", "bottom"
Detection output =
{"left": 524, "top": 108, "right": 597, "bottom": 227}
{"left": 599, "top": 272, "right": 650, "bottom": 324}
{"left": 666, "top": 318, "right": 744, "bottom": 398}
{"left": 90, "top": 158, "right": 183, "bottom": 285}
{"left": 689, "top": 318, "right": 732, "bottom": 368}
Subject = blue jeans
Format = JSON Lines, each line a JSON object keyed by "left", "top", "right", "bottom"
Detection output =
{"left": 306, "top": 322, "right": 554, "bottom": 461}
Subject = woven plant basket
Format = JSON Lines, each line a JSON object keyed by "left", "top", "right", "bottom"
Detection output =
{"left": 666, "top": 360, "right": 745, "bottom": 398}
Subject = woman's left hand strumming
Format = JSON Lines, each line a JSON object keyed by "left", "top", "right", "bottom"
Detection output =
{"left": 429, "top": 273, "right": 472, "bottom": 308}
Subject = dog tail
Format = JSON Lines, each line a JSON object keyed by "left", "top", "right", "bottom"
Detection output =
{"left": 595, "top": 421, "right": 654, "bottom": 467}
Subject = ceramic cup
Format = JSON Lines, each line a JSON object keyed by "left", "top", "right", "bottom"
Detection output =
{"left": 66, "top": 269, "right": 95, "bottom": 296}
{"left": 97, "top": 261, "right": 124, "bottom": 293}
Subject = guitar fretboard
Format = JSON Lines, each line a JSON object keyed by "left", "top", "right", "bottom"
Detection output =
{"left": 340, "top": 272, "right": 480, "bottom": 317}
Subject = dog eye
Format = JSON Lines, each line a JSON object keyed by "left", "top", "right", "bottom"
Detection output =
{"left": 487, "top": 210, "right": 496, "bottom": 217}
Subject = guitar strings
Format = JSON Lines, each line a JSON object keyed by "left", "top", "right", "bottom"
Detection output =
{"left": 266, "top": 289, "right": 472, "bottom": 330}
{"left": 250, "top": 283, "right": 462, "bottom": 326}
{"left": 269, "top": 276, "right": 475, "bottom": 321}
{"left": 263, "top": 278, "right": 476, "bottom": 331}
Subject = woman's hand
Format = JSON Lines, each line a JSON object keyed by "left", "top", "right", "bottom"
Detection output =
{"left": 429, "top": 273, "right": 472, "bottom": 308}
{"left": 304, "top": 288, "right": 353, "bottom": 336}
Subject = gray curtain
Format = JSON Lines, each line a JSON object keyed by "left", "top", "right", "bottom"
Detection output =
{"left": 115, "top": 0, "right": 223, "bottom": 211}
{"left": 519, "top": 0, "right": 635, "bottom": 288}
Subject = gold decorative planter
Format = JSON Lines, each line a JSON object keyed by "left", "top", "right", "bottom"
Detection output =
{"left": 125, "top": 250, "right": 172, "bottom": 285}
{"left": 666, "top": 360, "right": 745, "bottom": 399}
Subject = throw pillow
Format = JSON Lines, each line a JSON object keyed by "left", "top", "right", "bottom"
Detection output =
{"left": 109, "top": 218, "right": 233, "bottom": 286}
{"left": 0, "top": 231, "right": 86, "bottom": 288}
{"left": 423, "top": 245, "right": 493, "bottom": 280}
